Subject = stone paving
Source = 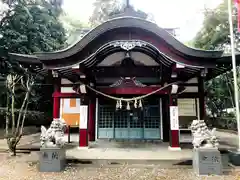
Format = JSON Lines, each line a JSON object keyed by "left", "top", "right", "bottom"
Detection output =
{"left": 0, "top": 152, "right": 239, "bottom": 180}
{"left": 68, "top": 145, "right": 193, "bottom": 161}
{"left": 0, "top": 129, "right": 238, "bottom": 149}
{"left": 215, "top": 131, "right": 239, "bottom": 147}
{"left": 0, "top": 130, "right": 237, "bottom": 161}
{"left": 0, "top": 133, "right": 40, "bottom": 151}
{"left": 0, "top": 130, "right": 239, "bottom": 179}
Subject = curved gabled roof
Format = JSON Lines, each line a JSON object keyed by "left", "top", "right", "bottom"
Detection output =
{"left": 33, "top": 16, "right": 223, "bottom": 60}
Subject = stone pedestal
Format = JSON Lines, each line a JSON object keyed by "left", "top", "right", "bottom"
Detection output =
{"left": 229, "top": 150, "right": 240, "bottom": 166}
{"left": 39, "top": 147, "right": 66, "bottom": 172}
{"left": 193, "top": 147, "right": 222, "bottom": 175}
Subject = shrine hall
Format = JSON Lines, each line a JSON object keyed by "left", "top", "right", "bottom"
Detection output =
{"left": 7, "top": 7, "right": 240, "bottom": 151}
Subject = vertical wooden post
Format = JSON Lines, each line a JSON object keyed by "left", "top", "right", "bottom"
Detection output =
{"left": 53, "top": 78, "right": 60, "bottom": 119}
{"left": 68, "top": 125, "right": 71, "bottom": 143}
{"left": 198, "top": 76, "right": 205, "bottom": 120}
{"left": 162, "top": 96, "right": 170, "bottom": 142}
{"left": 95, "top": 97, "right": 99, "bottom": 141}
{"left": 88, "top": 99, "right": 96, "bottom": 141}
{"left": 168, "top": 85, "right": 181, "bottom": 151}
{"left": 79, "top": 97, "right": 89, "bottom": 148}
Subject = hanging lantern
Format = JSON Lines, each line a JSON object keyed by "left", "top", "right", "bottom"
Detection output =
{"left": 126, "top": 101, "right": 130, "bottom": 110}
{"left": 134, "top": 99, "right": 137, "bottom": 108}
{"left": 138, "top": 99, "right": 143, "bottom": 109}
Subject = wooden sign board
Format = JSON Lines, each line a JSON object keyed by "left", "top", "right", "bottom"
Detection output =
{"left": 170, "top": 106, "right": 179, "bottom": 130}
{"left": 178, "top": 98, "right": 199, "bottom": 116}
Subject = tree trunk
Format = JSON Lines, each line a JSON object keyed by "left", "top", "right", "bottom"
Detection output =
{"left": 11, "top": 85, "right": 15, "bottom": 135}
{"left": 7, "top": 138, "right": 17, "bottom": 156}
{"left": 5, "top": 91, "right": 10, "bottom": 138}
{"left": 20, "top": 102, "right": 29, "bottom": 135}
{"left": 16, "top": 86, "right": 30, "bottom": 135}
{"left": 5, "top": 74, "right": 34, "bottom": 156}
{"left": 7, "top": 133, "right": 23, "bottom": 156}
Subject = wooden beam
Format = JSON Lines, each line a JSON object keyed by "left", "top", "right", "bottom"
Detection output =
{"left": 92, "top": 66, "right": 161, "bottom": 78}
{"left": 52, "top": 92, "right": 81, "bottom": 98}
{"left": 78, "top": 67, "right": 96, "bottom": 84}
{"left": 56, "top": 69, "right": 80, "bottom": 83}
{"left": 161, "top": 65, "right": 173, "bottom": 85}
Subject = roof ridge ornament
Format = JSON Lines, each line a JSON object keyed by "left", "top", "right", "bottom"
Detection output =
{"left": 126, "top": 0, "right": 130, "bottom": 8}
{"left": 111, "top": 40, "right": 147, "bottom": 51}
{"left": 109, "top": 0, "right": 149, "bottom": 20}
{"left": 110, "top": 77, "right": 146, "bottom": 87}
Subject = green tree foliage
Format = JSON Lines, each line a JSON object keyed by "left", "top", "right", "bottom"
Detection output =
{"left": 193, "top": 0, "right": 238, "bottom": 119}
{"left": 0, "top": 0, "right": 66, "bottom": 122}
{"left": 0, "top": 0, "right": 66, "bottom": 56}
{"left": 193, "top": 0, "right": 238, "bottom": 52}
{"left": 205, "top": 75, "right": 234, "bottom": 117}
{"left": 89, "top": 0, "right": 153, "bottom": 27}
{"left": 0, "top": 0, "right": 66, "bottom": 153}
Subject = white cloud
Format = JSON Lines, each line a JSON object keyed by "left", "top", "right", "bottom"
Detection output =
{"left": 63, "top": 0, "right": 95, "bottom": 22}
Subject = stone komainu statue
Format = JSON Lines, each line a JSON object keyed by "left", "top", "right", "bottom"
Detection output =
{"left": 190, "top": 120, "right": 219, "bottom": 148}
{"left": 40, "top": 118, "right": 67, "bottom": 148}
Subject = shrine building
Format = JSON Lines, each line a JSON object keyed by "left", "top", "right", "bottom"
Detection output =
{"left": 8, "top": 8, "right": 238, "bottom": 150}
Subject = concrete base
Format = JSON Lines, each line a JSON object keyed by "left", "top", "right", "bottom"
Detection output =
{"left": 193, "top": 148, "right": 222, "bottom": 175}
{"left": 228, "top": 150, "right": 240, "bottom": 166}
{"left": 168, "top": 146, "right": 181, "bottom": 151}
{"left": 39, "top": 147, "right": 66, "bottom": 172}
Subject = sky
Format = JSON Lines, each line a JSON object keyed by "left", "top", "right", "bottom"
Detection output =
{"left": 63, "top": 0, "right": 222, "bottom": 43}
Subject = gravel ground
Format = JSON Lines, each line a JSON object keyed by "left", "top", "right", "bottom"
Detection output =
{"left": 0, "top": 153, "right": 240, "bottom": 180}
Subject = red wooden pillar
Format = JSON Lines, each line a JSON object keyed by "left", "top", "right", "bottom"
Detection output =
{"left": 53, "top": 78, "right": 60, "bottom": 119}
{"left": 88, "top": 99, "right": 96, "bottom": 141}
{"left": 168, "top": 85, "right": 181, "bottom": 151}
{"left": 79, "top": 97, "right": 89, "bottom": 148}
{"left": 198, "top": 76, "right": 205, "bottom": 119}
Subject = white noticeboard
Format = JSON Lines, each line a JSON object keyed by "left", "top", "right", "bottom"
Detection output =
{"left": 178, "top": 98, "right": 198, "bottom": 116}
{"left": 170, "top": 106, "right": 179, "bottom": 130}
{"left": 80, "top": 105, "right": 88, "bottom": 129}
